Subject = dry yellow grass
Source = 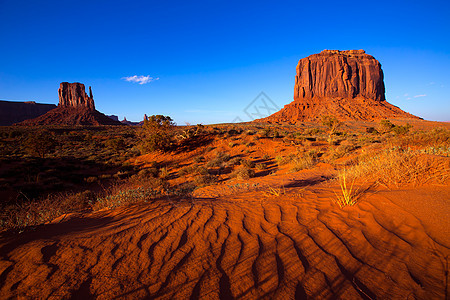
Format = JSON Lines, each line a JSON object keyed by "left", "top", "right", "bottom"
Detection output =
{"left": 342, "top": 147, "right": 450, "bottom": 187}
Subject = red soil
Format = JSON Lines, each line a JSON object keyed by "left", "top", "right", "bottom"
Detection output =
{"left": 0, "top": 166, "right": 448, "bottom": 299}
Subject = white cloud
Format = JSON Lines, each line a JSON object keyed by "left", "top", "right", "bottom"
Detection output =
{"left": 413, "top": 94, "right": 427, "bottom": 98}
{"left": 403, "top": 93, "right": 409, "bottom": 97}
{"left": 122, "top": 75, "right": 159, "bottom": 85}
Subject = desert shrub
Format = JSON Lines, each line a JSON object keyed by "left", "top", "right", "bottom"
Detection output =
{"left": 231, "top": 166, "right": 255, "bottom": 180}
{"left": 0, "top": 191, "right": 95, "bottom": 231}
{"left": 105, "top": 137, "right": 127, "bottom": 151}
{"left": 290, "top": 151, "right": 318, "bottom": 172}
{"left": 255, "top": 163, "right": 267, "bottom": 170}
{"left": 342, "top": 147, "right": 450, "bottom": 187}
{"left": 138, "top": 167, "right": 159, "bottom": 178}
{"left": 94, "top": 187, "right": 160, "bottom": 210}
{"left": 258, "top": 128, "right": 271, "bottom": 138}
{"left": 194, "top": 174, "right": 217, "bottom": 187}
{"left": 159, "top": 167, "right": 169, "bottom": 179}
{"left": 262, "top": 154, "right": 271, "bottom": 160}
{"left": 305, "top": 128, "right": 323, "bottom": 135}
{"left": 322, "top": 115, "right": 342, "bottom": 135}
{"left": 377, "top": 119, "right": 395, "bottom": 134}
{"left": 241, "top": 159, "right": 255, "bottom": 168}
{"left": 366, "top": 127, "right": 378, "bottom": 134}
{"left": 329, "top": 140, "right": 359, "bottom": 159}
{"left": 176, "top": 124, "right": 205, "bottom": 140}
{"left": 225, "top": 157, "right": 243, "bottom": 167}
{"left": 392, "top": 123, "right": 412, "bottom": 135}
{"left": 206, "top": 151, "right": 231, "bottom": 168}
{"left": 138, "top": 115, "right": 176, "bottom": 153}
{"left": 178, "top": 165, "right": 194, "bottom": 176}
{"left": 384, "top": 128, "right": 450, "bottom": 154}
{"left": 276, "top": 154, "right": 294, "bottom": 166}
{"left": 23, "top": 130, "right": 57, "bottom": 158}
{"left": 178, "top": 164, "right": 205, "bottom": 176}
{"left": 227, "top": 128, "right": 241, "bottom": 136}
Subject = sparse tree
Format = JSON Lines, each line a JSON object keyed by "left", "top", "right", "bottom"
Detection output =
{"left": 322, "top": 115, "right": 342, "bottom": 142}
{"left": 139, "top": 115, "right": 176, "bottom": 153}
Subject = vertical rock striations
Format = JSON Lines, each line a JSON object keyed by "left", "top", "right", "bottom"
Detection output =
{"left": 58, "top": 82, "right": 95, "bottom": 110}
{"left": 294, "top": 50, "right": 385, "bottom": 102}
{"left": 257, "top": 50, "right": 419, "bottom": 123}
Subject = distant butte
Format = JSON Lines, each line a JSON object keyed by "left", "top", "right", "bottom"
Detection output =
{"left": 18, "top": 83, "right": 122, "bottom": 126}
{"left": 257, "top": 50, "right": 420, "bottom": 123}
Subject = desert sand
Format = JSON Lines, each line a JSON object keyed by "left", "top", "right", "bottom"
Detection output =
{"left": 0, "top": 163, "right": 448, "bottom": 299}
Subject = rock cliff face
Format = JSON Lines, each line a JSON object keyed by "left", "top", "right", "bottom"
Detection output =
{"left": 58, "top": 82, "right": 95, "bottom": 110}
{"left": 0, "top": 100, "right": 57, "bottom": 126}
{"left": 294, "top": 50, "right": 385, "bottom": 102}
{"left": 258, "top": 50, "right": 419, "bottom": 123}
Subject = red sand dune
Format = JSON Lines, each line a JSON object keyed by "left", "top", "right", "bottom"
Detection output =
{"left": 0, "top": 168, "right": 448, "bottom": 299}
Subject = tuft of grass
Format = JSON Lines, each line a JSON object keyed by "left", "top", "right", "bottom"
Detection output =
{"left": 334, "top": 171, "right": 360, "bottom": 208}
{"left": 206, "top": 151, "right": 231, "bottom": 168}
{"left": 290, "top": 151, "right": 318, "bottom": 172}
{"left": 231, "top": 166, "right": 255, "bottom": 180}
{"left": 255, "top": 163, "right": 267, "bottom": 170}
{"left": 263, "top": 186, "right": 285, "bottom": 197}
{"left": 194, "top": 174, "right": 217, "bottom": 187}
{"left": 276, "top": 154, "right": 294, "bottom": 166}
{"left": 159, "top": 166, "right": 169, "bottom": 179}
{"left": 241, "top": 159, "right": 255, "bottom": 168}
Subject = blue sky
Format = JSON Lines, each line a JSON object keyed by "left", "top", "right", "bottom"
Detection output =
{"left": 0, "top": 0, "right": 449, "bottom": 123}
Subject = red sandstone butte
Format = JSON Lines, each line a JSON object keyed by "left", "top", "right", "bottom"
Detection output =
{"left": 58, "top": 82, "right": 95, "bottom": 110}
{"left": 257, "top": 50, "right": 420, "bottom": 123}
{"left": 18, "top": 83, "right": 122, "bottom": 126}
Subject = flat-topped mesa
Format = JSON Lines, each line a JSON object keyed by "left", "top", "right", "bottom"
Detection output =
{"left": 58, "top": 82, "right": 95, "bottom": 110}
{"left": 295, "top": 49, "right": 385, "bottom": 102}
{"left": 256, "top": 50, "right": 420, "bottom": 123}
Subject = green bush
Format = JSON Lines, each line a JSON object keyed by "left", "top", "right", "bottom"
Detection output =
{"left": 138, "top": 115, "right": 176, "bottom": 153}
